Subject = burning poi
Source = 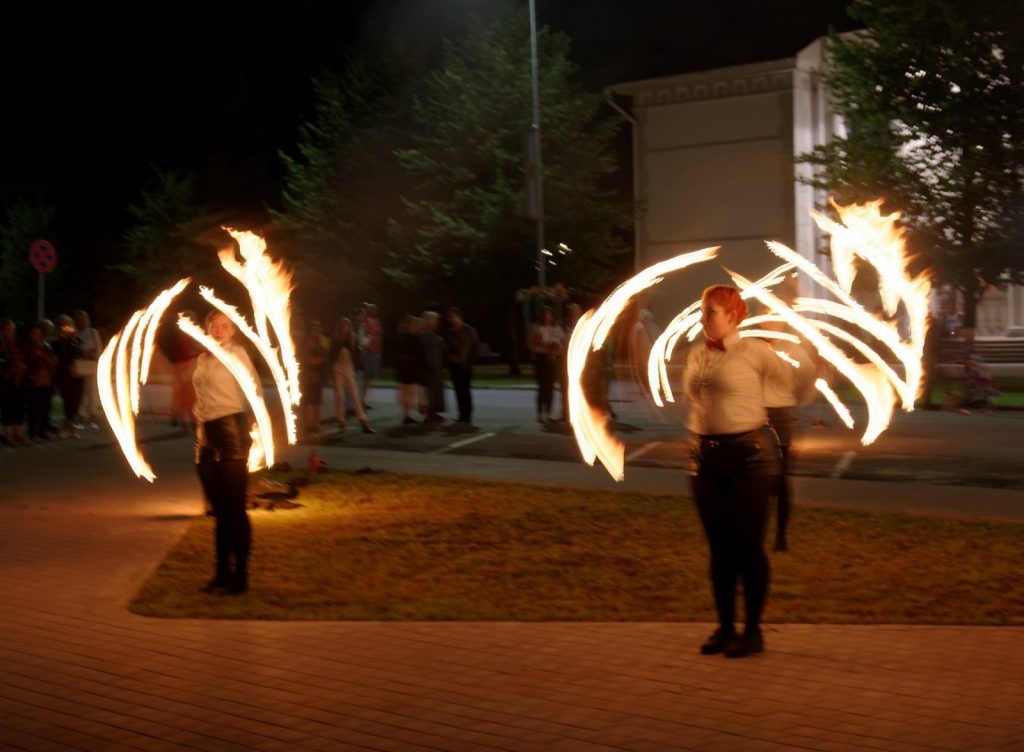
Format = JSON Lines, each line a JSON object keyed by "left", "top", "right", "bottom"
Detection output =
{"left": 98, "top": 229, "right": 300, "bottom": 481}
{"left": 568, "top": 199, "right": 931, "bottom": 481}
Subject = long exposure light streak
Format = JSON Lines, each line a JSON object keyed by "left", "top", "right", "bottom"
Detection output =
{"left": 177, "top": 315, "right": 275, "bottom": 472}
{"left": 219, "top": 229, "right": 300, "bottom": 406}
{"left": 98, "top": 231, "right": 298, "bottom": 481}
{"left": 566, "top": 246, "right": 720, "bottom": 481}
{"left": 196, "top": 285, "right": 298, "bottom": 444}
{"left": 571, "top": 199, "right": 930, "bottom": 480}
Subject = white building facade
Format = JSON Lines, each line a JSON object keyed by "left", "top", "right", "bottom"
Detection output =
{"left": 611, "top": 39, "right": 1023, "bottom": 339}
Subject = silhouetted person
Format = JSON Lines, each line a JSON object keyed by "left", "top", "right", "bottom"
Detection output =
{"left": 444, "top": 307, "right": 478, "bottom": 424}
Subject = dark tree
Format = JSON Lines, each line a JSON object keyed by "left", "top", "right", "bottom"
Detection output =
{"left": 384, "top": 4, "right": 633, "bottom": 350}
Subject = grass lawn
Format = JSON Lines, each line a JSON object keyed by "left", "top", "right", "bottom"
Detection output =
{"left": 930, "top": 374, "right": 1024, "bottom": 409}
{"left": 129, "top": 470, "right": 1024, "bottom": 625}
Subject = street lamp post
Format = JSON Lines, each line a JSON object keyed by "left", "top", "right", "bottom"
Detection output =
{"left": 528, "top": 0, "right": 545, "bottom": 289}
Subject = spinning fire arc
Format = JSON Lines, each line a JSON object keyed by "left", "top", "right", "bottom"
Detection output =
{"left": 98, "top": 229, "right": 300, "bottom": 481}
{"left": 567, "top": 199, "right": 932, "bottom": 481}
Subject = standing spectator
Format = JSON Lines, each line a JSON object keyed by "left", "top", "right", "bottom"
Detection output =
{"left": 298, "top": 319, "right": 329, "bottom": 441}
{"left": 73, "top": 309, "right": 102, "bottom": 428}
{"left": 420, "top": 310, "right": 447, "bottom": 422}
{"left": 0, "top": 318, "right": 27, "bottom": 446}
{"left": 53, "top": 314, "right": 84, "bottom": 438}
{"left": 583, "top": 338, "right": 617, "bottom": 421}
{"left": 629, "top": 308, "right": 662, "bottom": 395}
{"left": 41, "top": 320, "right": 60, "bottom": 436}
{"left": 192, "top": 310, "right": 259, "bottom": 595}
{"left": 527, "top": 306, "right": 565, "bottom": 423}
{"left": 682, "top": 284, "right": 787, "bottom": 658}
{"left": 353, "top": 306, "right": 369, "bottom": 414}
{"left": 760, "top": 321, "right": 816, "bottom": 553}
{"left": 919, "top": 288, "right": 946, "bottom": 409}
{"left": 358, "top": 303, "right": 382, "bottom": 410}
{"left": 444, "top": 307, "right": 479, "bottom": 425}
{"left": 396, "top": 315, "right": 428, "bottom": 425}
{"left": 330, "top": 317, "right": 373, "bottom": 434}
{"left": 22, "top": 321, "right": 57, "bottom": 441}
{"left": 557, "top": 302, "right": 582, "bottom": 422}
{"left": 167, "top": 312, "right": 203, "bottom": 432}
{"left": 959, "top": 351, "right": 999, "bottom": 414}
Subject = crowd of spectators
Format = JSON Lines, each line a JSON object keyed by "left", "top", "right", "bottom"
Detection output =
{"left": 0, "top": 311, "right": 103, "bottom": 446}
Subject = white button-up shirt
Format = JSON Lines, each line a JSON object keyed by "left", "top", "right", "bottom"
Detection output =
{"left": 192, "top": 341, "right": 260, "bottom": 424}
{"left": 682, "top": 332, "right": 789, "bottom": 435}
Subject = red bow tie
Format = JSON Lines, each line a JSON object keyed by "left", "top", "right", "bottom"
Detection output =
{"left": 705, "top": 338, "right": 725, "bottom": 352}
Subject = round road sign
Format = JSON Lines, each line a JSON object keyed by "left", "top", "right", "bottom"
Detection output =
{"left": 29, "top": 239, "right": 58, "bottom": 274}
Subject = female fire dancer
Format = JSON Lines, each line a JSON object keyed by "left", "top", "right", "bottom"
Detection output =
{"left": 683, "top": 284, "right": 788, "bottom": 658}
{"left": 192, "top": 310, "right": 260, "bottom": 595}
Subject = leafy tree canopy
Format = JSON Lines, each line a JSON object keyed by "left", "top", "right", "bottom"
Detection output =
{"left": 801, "top": 0, "right": 1024, "bottom": 327}
{"left": 105, "top": 168, "right": 243, "bottom": 324}
{"left": 385, "top": 3, "right": 633, "bottom": 309}
{"left": 274, "top": 57, "right": 410, "bottom": 319}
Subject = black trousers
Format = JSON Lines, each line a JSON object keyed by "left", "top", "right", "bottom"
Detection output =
{"left": 559, "top": 356, "right": 570, "bottom": 420}
{"left": 448, "top": 363, "right": 473, "bottom": 422}
{"left": 692, "top": 471, "right": 771, "bottom": 632}
{"left": 195, "top": 413, "right": 253, "bottom": 589}
{"left": 197, "top": 457, "right": 251, "bottom": 587}
{"left": 26, "top": 385, "right": 54, "bottom": 438}
{"left": 535, "top": 356, "right": 556, "bottom": 415}
{"left": 57, "top": 376, "right": 84, "bottom": 423}
{"left": 766, "top": 406, "right": 795, "bottom": 542}
{"left": 689, "top": 427, "right": 779, "bottom": 633}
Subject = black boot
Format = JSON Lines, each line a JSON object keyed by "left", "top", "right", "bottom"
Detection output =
{"left": 200, "top": 575, "right": 230, "bottom": 593}
{"left": 724, "top": 628, "right": 764, "bottom": 658}
{"left": 700, "top": 626, "right": 736, "bottom": 655}
{"left": 227, "top": 571, "right": 248, "bottom": 595}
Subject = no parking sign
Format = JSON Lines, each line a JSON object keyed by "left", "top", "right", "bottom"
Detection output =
{"left": 29, "top": 239, "right": 57, "bottom": 274}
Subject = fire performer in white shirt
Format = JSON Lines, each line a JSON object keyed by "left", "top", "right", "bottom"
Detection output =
{"left": 192, "top": 310, "right": 261, "bottom": 596}
{"left": 683, "top": 285, "right": 788, "bottom": 658}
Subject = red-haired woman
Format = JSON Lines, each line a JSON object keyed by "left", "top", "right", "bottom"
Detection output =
{"left": 192, "top": 311, "right": 260, "bottom": 595}
{"left": 683, "top": 285, "right": 786, "bottom": 658}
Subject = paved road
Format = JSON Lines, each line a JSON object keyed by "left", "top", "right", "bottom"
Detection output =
{"left": 2, "top": 385, "right": 1023, "bottom": 751}
{"left": 10, "top": 381, "right": 1020, "bottom": 520}
{"left": 135, "top": 379, "right": 1024, "bottom": 490}
{"left": 337, "top": 384, "right": 1023, "bottom": 492}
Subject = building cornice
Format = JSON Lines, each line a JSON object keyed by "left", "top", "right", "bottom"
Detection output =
{"left": 611, "top": 57, "right": 797, "bottom": 107}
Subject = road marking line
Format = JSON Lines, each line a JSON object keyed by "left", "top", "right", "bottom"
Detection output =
{"left": 830, "top": 450, "right": 856, "bottom": 478}
{"left": 435, "top": 432, "right": 497, "bottom": 454}
{"left": 626, "top": 441, "right": 661, "bottom": 462}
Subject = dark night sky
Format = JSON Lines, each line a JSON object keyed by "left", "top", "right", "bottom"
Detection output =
{"left": 0, "top": 0, "right": 857, "bottom": 263}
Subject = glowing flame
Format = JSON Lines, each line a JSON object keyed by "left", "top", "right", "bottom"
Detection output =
{"left": 197, "top": 284, "right": 299, "bottom": 444}
{"left": 98, "top": 231, "right": 299, "bottom": 481}
{"left": 730, "top": 200, "right": 929, "bottom": 444}
{"left": 566, "top": 247, "right": 720, "bottom": 480}
{"left": 248, "top": 426, "right": 265, "bottom": 473}
{"left": 177, "top": 315, "right": 276, "bottom": 470}
{"left": 98, "top": 279, "right": 190, "bottom": 481}
{"left": 570, "top": 199, "right": 930, "bottom": 480}
{"left": 219, "top": 229, "right": 300, "bottom": 407}
{"left": 648, "top": 264, "right": 794, "bottom": 407}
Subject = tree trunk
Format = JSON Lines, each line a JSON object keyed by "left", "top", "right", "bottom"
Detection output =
{"left": 958, "top": 283, "right": 983, "bottom": 333}
{"left": 505, "top": 303, "right": 521, "bottom": 376}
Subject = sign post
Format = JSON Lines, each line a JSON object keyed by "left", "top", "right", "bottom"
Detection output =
{"left": 29, "top": 239, "right": 57, "bottom": 321}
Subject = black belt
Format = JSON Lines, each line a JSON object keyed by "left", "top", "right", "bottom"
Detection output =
{"left": 699, "top": 428, "right": 762, "bottom": 448}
